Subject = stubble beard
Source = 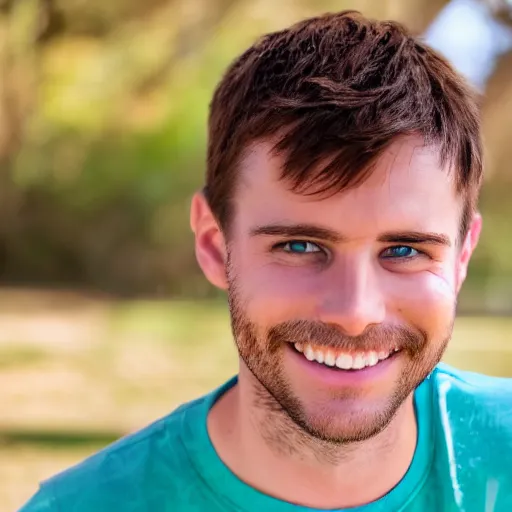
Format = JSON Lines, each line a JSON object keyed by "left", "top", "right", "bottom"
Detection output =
{"left": 226, "top": 272, "right": 453, "bottom": 452}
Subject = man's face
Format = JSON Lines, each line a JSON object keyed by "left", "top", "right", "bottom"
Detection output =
{"left": 204, "top": 135, "right": 479, "bottom": 444}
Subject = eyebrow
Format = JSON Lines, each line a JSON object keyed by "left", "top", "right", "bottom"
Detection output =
{"left": 249, "top": 223, "right": 452, "bottom": 247}
{"left": 250, "top": 224, "right": 343, "bottom": 243}
{"left": 377, "top": 231, "right": 452, "bottom": 247}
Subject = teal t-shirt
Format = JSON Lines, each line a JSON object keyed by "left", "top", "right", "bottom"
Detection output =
{"left": 19, "top": 363, "right": 512, "bottom": 511}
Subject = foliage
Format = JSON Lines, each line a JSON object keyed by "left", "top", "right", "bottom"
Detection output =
{"left": 0, "top": 0, "right": 510, "bottom": 310}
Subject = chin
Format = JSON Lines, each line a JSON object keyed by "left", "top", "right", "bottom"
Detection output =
{"left": 292, "top": 396, "right": 404, "bottom": 444}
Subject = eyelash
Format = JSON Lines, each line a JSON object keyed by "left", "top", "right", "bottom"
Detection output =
{"left": 272, "top": 240, "right": 428, "bottom": 261}
{"left": 272, "top": 241, "right": 323, "bottom": 255}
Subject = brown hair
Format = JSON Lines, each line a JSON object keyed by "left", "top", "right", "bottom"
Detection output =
{"left": 205, "top": 10, "right": 483, "bottom": 238}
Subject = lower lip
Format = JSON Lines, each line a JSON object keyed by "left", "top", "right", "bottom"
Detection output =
{"left": 286, "top": 345, "right": 400, "bottom": 386}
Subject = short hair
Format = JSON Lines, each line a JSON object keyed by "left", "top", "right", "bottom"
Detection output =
{"left": 205, "top": 10, "right": 482, "bottom": 238}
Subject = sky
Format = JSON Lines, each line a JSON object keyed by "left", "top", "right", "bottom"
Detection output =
{"left": 424, "top": 0, "right": 512, "bottom": 90}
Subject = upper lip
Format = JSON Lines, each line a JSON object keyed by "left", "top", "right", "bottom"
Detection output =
{"left": 291, "top": 342, "right": 400, "bottom": 355}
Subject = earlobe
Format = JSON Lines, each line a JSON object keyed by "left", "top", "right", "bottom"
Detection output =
{"left": 457, "top": 212, "right": 482, "bottom": 292}
{"left": 468, "top": 212, "right": 482, "bottom": 252}
{"left": 190, "top": 192, "right": 228, "bottom": 290}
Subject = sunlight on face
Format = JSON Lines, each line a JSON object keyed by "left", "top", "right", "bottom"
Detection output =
{"left": 226, "top": 135, "right": 466, "bottom": 442}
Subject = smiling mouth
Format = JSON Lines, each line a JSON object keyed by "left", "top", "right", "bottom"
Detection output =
{"left": 292, "top": 342, "right": 400, "bottom": 371}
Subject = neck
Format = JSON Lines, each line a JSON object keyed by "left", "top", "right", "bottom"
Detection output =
{"left": 208, "top": 370, "right": 418, "bottom": 509}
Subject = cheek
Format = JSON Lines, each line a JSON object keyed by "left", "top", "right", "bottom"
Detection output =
{"left": 236, "top": 261, "right": 320, "bottom": 326}
{"left": 388, "top": 271, "right": 457, "bottom": 331}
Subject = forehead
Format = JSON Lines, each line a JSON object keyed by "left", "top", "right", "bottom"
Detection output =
{"left": 234, "top": 135, "right": 462, "bottom": 237}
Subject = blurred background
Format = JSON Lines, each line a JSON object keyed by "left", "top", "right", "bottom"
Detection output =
{"left": 1, "top": 0, "right": 511, "bottom": 509}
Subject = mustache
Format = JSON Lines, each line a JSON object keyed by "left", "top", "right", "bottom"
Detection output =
{"left": 267, "top": 319, "right": 427, "bottom": 356}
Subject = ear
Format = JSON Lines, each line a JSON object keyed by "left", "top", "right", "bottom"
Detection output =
{"left": 190, "top": 192, "right": 228, "bottom": 290}
{"left": 456, "top": 212, "right": 482, "bottom": 293}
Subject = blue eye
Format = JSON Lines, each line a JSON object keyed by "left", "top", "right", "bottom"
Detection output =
{"left": 381, "top": 246, "right": 419, "bottom": 259}
{"left": 282, "top": 241, "right": 321, "bottom": 254}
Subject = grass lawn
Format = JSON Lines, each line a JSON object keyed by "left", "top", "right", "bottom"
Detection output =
{"left": 1, "top": 290, "right": 511, "bottom": 510}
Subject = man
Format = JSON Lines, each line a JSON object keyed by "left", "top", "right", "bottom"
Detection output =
{"left": 20, "top": 10, "right": 512, "bottom": 512}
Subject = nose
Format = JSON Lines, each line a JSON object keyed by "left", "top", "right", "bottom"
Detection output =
{"left": 317, "top": 255, "right": 386, "bottom": 337}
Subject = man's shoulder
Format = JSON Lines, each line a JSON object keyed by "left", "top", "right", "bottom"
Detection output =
{"left": 431, "top": 362, "right": 512, "bottom": 432}
{"left": 18, "top": 393, "right": 210, "bottom": 511}
{"left": 426, "top": 364, "right": 512, "bottom": 501}
{"left": 433, "top": 362, "right": 512, "bottom": 395}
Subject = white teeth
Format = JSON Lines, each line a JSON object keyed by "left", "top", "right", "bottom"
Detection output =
{"left": 295, "top": 343, "right": 397, "bottom": 370}
{"left": 324, "top": 351, "right": 336, "bottom": 366}
{"left": 366, "top": 352, "right": 379, "bottom": 367}
{"left": 352, "top": 354, "right": 365, "bottom": 370}
{"left": 304, "top": 345, "right": 315, "bottom": 361}
{"left": 335, "top": 354, "right": 353, "bottom": 370}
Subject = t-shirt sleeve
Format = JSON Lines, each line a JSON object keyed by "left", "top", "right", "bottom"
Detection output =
{"left": 17, "top": 485, "right": 58, "bottom": 512}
